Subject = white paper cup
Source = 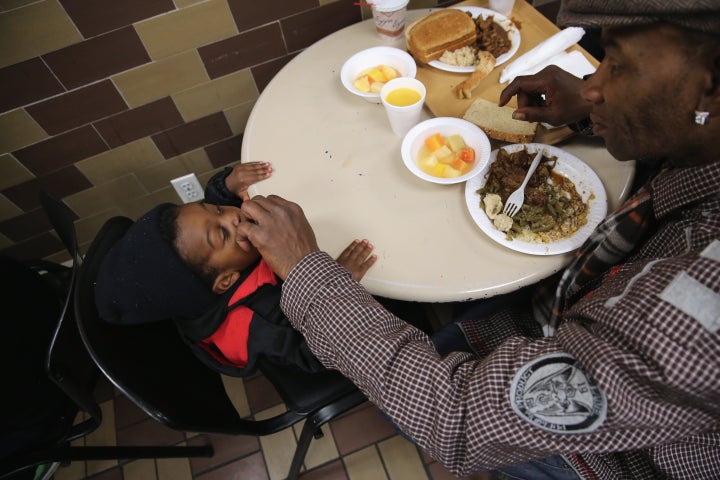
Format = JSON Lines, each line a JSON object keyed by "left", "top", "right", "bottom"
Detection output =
{"left": 380, "top": 77, "right": 426, "bottom": 136}
{"left": 489, "top": 0, "right": 515, "bottom": 16}
{"left": 371, "top": 0, "right": 410, "bottom": 41}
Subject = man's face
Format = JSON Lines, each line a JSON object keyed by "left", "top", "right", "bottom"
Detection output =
{"left": 582, "top": 24, "right": 707, "bottom": 163}
{"left": 175, "top": 202, "right": 261, "bottom": 282}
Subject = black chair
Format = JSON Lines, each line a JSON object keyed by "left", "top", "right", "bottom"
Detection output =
{"left": 1, "top": 194, "right": 213, "bottom": 480}
{"left": 74, "top": 214, "right": 366, "bottom": 480}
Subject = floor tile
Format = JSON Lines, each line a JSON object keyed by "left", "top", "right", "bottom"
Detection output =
{"left": 187, "top": 432, "right": 259, "bottom": 475}
{"left": 343, "top": 445, "right": 387, "bottom": 480}
{"left": 194, "top": 451, "right": 269, "bottom": 480}
{"left": 330, "top": 404, "right": 396, "bottom": 455}
{"left": 299, "top": 459, "right": 349, "bottom": 480}
{"left": 377, "top": 435, "right": 428, "bottom": 480}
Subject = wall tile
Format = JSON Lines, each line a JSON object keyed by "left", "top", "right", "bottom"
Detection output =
{"left": 42, "top": 26, "right": 151, "bottom": 91}
{"left": 281, "top": 1, "right": 361, "bottom": 53}
{"left": 173, "top": 69, "right": 258, "bottom": 122}
{"left": 0, "top": 193, "right": 23, "bottom": 222}
{"left": 0, "top": 207, "right": 50, "bottom": 241}
{"left": 134, "top": 155, "right": 199, "bottom": 193}
{"left": 0, "top": 153, "right": 33, "bottom": 191}
{"left": 0, "top": 109, "right": 47, "bottom": 156}
{"left": 0, "top": 232, "right": 63, "bottom": 261}
{"left": 76, "top": 138, "right": 165, "bottom": 185}
{"left": 64, "top": 174, "right": 147, "bottom": 218}
{"left": 0, "top": 233, "right": 10, "bottom": 251}
{"left": 151, "top": 112, "right": 232, "bottom": 158}
{"left": 2, "top": 165, "right": 92, "bottom": 211}
{"left": 250, "top": 52, "right": 298, "bottom": 93}
{"left": 198, "top": 23, "right": 285, "bottom": 80}
{"left": 112, "top": 50, "right": 209, "bottom": 108}
{"left": 59, "top": 0, "right": 176, "bottom": 38}
{"left": 94, "top": 97, "right": 184, "bottom": 148}
{"left": 205, "top": 134, "right": 243, "bottom": 168}
{"left": 0, "top": 0, "right": 39, "bottom": 12}
{"left": 73, "top": 207, "right": 122, "bottom": 246}
{"left": 120, "top": 188, "right": 179, "bottom": 219}
{"left": 14, "top": 125, "right": 108, "bottom": 176}
{"left": 134, "top": 0, "right": 237, "bottom": 60}
{"left": 0, "top": 58, "right": 64, "bottom": 114}
{"left": 224, "top": 101, "right": 254, "bottom": 136}
{"left": 227, "top": 0, "right": 316, "bottom": 33}
{"left": 173, "top": 0, "right": 204, "bottom": 7}
{"left": 0, "top": 0, "right": 83, "bottom": 69}
{"left": 26, "top": 80, "right": 128, "bottom": 136}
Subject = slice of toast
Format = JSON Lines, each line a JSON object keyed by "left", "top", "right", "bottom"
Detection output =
{"left": 462, "top": 98, "right": 537, "bottom": 143}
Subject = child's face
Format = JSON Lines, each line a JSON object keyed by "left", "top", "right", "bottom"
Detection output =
{"left": 175, "top": 202, "right": 262, "bottom": 280}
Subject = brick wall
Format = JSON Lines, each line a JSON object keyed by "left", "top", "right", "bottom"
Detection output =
{"left": 0, "top": 0, "right": 457, "bottom": 263}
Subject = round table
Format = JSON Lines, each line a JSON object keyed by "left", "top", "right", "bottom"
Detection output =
{"left": 242, "top": 9, "right": 635, "bottom": 302}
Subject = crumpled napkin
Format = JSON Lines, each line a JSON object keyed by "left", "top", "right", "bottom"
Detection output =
{"left": 499, "top": 27, "right": 593, "bottom": 84}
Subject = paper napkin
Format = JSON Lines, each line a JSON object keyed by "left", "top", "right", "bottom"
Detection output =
{"left": 499, "top": 27, "right": 589, "bottom": 84}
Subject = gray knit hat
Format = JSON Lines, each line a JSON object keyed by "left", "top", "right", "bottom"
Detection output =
{"left": 558, "top": 0, "right": 720, "bottom": 35}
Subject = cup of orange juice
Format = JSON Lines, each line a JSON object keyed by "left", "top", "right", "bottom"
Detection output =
{"left": 380, "top": 77, "right": 426, "bottom": 136}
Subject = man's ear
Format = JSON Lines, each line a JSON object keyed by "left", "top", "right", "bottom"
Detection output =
{"left": 212, "top": 270, "right": 240, "bottom": 295}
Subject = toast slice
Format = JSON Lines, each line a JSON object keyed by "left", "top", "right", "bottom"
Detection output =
{"left": 462, "top": 98, "right": 538, "bottom": 143}
{"left": 406, "top": 10, "right": 477, "bottom": 64}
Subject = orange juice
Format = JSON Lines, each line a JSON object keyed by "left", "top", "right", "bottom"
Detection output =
{"left": 386, "top": 87, "right": 421, "bottom": 107}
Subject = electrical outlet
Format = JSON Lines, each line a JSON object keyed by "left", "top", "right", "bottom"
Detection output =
{"left": 171, "top": 173, "right": 204, "bottom": 203}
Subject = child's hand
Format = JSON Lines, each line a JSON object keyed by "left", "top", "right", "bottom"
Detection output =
{"left": 225, "top": 162, "right": 273, "bottom": 200}
{"left": 336, "top": 239, "right": 377, "bottom": 281}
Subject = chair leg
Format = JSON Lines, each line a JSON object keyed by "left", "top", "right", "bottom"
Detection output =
{"left": 285, "top": 391, "right": 366, "bottom": 480}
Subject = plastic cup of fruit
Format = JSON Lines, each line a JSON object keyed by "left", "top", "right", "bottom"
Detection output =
{"left": 380, "top": 77, "right": 426, "bottom": 136}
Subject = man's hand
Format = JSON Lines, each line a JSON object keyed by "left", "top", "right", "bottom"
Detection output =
{"left": 238, "top": 195, "right": 320, "bottom": 280}
{"left": 225, "top": 162, "right": 273, "bottom": 200}
{"left": 499, "top": 65, "right": 592, "bottom": 127}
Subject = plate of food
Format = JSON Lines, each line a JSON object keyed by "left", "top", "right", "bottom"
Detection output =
{"left": 429, "top": 6, "right": 520, "bottom": 73}
{"left": 464, "top": 143, "right": 607, "bottom": 255}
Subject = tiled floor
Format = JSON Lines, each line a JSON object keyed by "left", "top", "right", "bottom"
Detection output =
{"left": 48, "top": 303, "right": 492, "bottom": 480}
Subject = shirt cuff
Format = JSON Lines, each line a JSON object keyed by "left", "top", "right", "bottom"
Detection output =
{"left": 280, "top": 251, "right": 347, "bottom": 331}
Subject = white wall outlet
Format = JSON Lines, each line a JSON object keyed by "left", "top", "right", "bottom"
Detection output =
{"left": 171, "top": 173, "right": 204, "bottom": 203}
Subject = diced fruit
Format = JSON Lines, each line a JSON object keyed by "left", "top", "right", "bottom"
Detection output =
{"left": 447, "top": 134, "right": 466, "bottom": 152}
{"left": 370, "top": 81, "right": 384, "bottom": 93}
{"left": 425, "top": 133, "right": 445, "bottom": 152}
{"left": 431, "top": 164, "right": 446, "bottom": 177}
{"left": 366, "top": 68, "right": 386, "bottom": 83}
{"left": 435, "top": 145, "right": 454, "bottom": 163}
{"left": 381, "top": 65, "right": 399, "bottom": 81}
{"left": 444, "top": 165, "right": 462, "bottom": 177}
{"left": 458, "top": 147, "right": 475, "bottom": 163}
{"left": 419, "top": 152, "right": 438, "bottom": 169}
{"left": 450, "top": 157, "right": 465, "bottom": 170}
{"left": 353, "top": 77, "right": 371, "bottom": 93}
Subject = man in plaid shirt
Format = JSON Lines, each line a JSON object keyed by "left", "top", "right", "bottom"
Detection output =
{"left": 237, "top": 0, "right": 719, "bottom": 478}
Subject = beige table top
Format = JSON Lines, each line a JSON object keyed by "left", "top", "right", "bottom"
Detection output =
{"left": 243, "top": 2, "right": 635, "bottom": 302}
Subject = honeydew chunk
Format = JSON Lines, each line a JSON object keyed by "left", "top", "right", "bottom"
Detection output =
{"left": 444, "top": 165, "right": 462, "bottom": 177}
{"left": 435, "top": 145, "right": 454, "bottom": 163}
{"left": 447, "top": 134, "right": 466, "bottom": 152}
{"left": 418, "top": 151, "right": 438, "bottom": 170}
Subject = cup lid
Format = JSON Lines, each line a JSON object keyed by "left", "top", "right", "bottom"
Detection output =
{"left": 372, "top": 0, "right": 409, "bottom": 12}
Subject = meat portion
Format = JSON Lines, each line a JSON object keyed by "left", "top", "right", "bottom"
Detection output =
{"left": 481, "top": 149, "right": 556, "bottom": 207}
{"left": 475, "top": 15, "right": 511, "bottom": 58}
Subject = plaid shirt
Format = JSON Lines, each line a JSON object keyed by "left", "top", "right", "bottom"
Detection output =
{"left": 281, "top": 160, "right": 720, "bottom": 479}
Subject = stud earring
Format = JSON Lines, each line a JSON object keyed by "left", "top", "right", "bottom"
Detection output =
{"left": 694, "top": 110, "right": 710, "bottom": 125}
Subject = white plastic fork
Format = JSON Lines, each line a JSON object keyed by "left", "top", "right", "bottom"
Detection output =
{"left": 502, "top": 150, "right": 544, "bottom": 217}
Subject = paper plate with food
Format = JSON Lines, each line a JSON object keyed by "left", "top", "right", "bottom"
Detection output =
{"left": 406, "top": 7, "right": 520, "bottom": 74}
{"left": 464, "top": 143, "right": 607, "bottom": 255}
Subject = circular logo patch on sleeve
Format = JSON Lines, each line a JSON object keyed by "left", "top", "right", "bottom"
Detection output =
{"left": 510, "top": 353, "right": 607, "bottom": 433}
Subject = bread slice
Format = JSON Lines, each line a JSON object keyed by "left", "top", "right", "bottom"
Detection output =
{"left": 453, "top": 51, "right": 496, "bottom": 99}
{"left": 406, "top": 10, "right": 477, "bottom": 64}
{"left": 462, "top": 98, "right": 538, "bottom": 143}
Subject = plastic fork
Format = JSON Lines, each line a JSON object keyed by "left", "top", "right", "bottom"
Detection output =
{"left": 503, "top": 150, "right": 543, "bottom": 217}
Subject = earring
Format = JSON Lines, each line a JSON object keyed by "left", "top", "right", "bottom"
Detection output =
{"left": 694, "top": 110, "right": 710, "bottom": 125}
